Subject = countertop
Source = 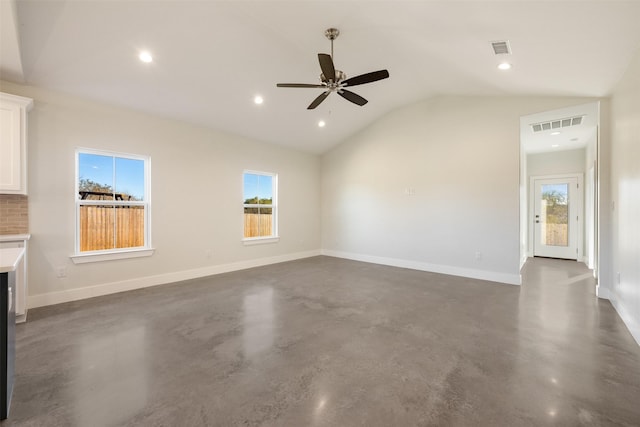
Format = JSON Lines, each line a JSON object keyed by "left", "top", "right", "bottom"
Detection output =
{"left": 0, "top": 247, "right": 25, "bottom": 273}
{"left": 0, "top": 234, "right": 31, "bottom": 242}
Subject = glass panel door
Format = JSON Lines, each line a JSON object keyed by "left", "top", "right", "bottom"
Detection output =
{"left": 534, "top": 177, "right": 579, "bottom": 259}
{"left": 540, "top": 183, "right": 569, "bottom": 247}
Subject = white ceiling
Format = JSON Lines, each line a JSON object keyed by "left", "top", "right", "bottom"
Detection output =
{"left": 0, "top": 0, "right": 24, "bottom": 81}
{"left": 2, "top": 1, "right": 640, "bottom": 154}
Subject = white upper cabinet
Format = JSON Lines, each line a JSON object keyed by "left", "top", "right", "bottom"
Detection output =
{"left": 0, "top": 93, "right": 33, "bottom": 195}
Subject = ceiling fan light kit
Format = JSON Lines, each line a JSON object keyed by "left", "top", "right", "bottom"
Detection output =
{"left": 277, "top": 28, "right": 390, "bottom": 110}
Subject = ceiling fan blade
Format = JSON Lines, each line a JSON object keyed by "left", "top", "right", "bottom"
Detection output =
{"left": 342, "top": 70, "right": 390, "bottom": 87}
{"left": 338, "top": 89, "right": 368, "bottom": 106}
{"left": 277, "top": 83, "right": 326, "bottom": 88}
{"left": 318, "top": 53, "right": 336, "bottom": 82}
{"left": 307, "top": 91, "right": 330, "bottom": 110}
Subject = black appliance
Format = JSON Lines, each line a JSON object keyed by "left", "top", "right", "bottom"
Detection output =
{"left": 0, "top": 270, "right": 16, "bottom": 420}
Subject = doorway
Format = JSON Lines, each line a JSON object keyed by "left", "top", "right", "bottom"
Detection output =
{"left": 532, "top": 175, "right": 582, "bottom": 260}
{"left": 519, "top": 102, "right": 599, "bottom": 276}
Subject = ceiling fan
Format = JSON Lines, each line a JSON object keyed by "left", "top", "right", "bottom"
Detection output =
{"left": 277, "top": 28, "right": 390, "bottom": 110}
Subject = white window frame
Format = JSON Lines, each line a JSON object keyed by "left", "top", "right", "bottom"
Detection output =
{"left": 242, "top": 170, "right": 279, "bottom": 245}
{"left": 71, "top": 148, "right": 154, "bottom": 264}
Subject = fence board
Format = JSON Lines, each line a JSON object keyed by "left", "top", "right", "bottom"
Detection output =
{"left": 545, "top": 223, "right": 568, "bottom": 246}
{"left": 81, "top": 208, "right": 271, "bottom": 251}
{"left": 244, "top": 214, "right": 272, "bottom": 238}
{"left": 80, "top": 206, "right": 144, "bottom": 251}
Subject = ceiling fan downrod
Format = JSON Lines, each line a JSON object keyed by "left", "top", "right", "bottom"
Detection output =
{"left": 324, "top": 28, "right": 340, "bottom": 61}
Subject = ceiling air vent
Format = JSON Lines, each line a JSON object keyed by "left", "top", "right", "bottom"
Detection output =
{"left": 491, "top": 40, "right": 511, "bottom": 55}
{"left": 531, "top": 116, "right": 585, "bottom": 133}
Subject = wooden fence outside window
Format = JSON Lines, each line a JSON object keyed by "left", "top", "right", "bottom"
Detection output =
{"left": 79, "top": 206, "right": 144, "bottom": 252}
{"left": 543, "top": 223, "right": 568, "bottom": 247}
{"left": 244, "top": 213, "right": 273, "bottom": 238}
{"left": 81, "top": 208, "right": 272, "bottom": 251}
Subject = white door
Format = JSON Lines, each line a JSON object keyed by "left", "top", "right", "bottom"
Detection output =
{"left": 534, "top": 177, "right": 579, "bottom": 259}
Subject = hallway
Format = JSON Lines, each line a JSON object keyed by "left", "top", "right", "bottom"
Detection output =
{"left": 518, "top": 257, "right": 639, "bottom": 424}
{"left": 5, "top": 256, "right": 640, "bottom": 426}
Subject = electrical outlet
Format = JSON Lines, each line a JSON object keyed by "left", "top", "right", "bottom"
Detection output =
{"left": 205, "top": 250, "right": 213, "bottom": 259}
{"left": 617, "top": 272, "right": 621, "bottom": 284}
{"left": 56, "top": 267, "right": 67, "bottom": 278}
{"left": 475, "top": 251, "right": 482, "bottom": 261}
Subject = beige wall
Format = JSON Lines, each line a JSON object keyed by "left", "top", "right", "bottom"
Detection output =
{"left": 527, "top": 148, "right": 586, "bottom": 177}
{"left": 0, "top": 81, "right": 321, "bottom": 307}
{"left": 321, "top": 95, "right": 600, "bottom": 284}
{"left": 609, "top": 48, "right": 640, "bottom": 344}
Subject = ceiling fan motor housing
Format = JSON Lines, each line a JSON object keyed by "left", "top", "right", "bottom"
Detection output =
{"left": 321, "top": 70, "right": 346, "bottom": 85}
{"left": 324, "top": 28, "right": 340, "bottom": 40}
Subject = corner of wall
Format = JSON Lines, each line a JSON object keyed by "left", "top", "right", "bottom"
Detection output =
{"left": 29, "top": 249, "right": 321, "bottom": 309}
{"left": 322, "top": 249, "right": 521, "bottom": 286}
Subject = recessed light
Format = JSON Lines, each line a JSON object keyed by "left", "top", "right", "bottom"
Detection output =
{"left": 497, "top": 62, "right": 512, "bottom": 70}
{"left": 318, "top": 120, "right": 326, "bottom": 128}
{"left": 254, "top": 95, "right": 264, "bottom": 105}
{"left": 550, "top": 131, "right": 561, "bottom": 136}
{"left": 139, "top": 51, "right": 153, "bottom": 63}
{"left": 570, "top": 137, "right": 579, "bottom": 142}
{"left": 552, "top": 144, "right": 560, "bottom": 148}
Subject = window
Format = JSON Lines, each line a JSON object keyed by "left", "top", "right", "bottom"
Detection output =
{"left": 72, "top": 149, "right": 152, "bottom": 262}
{"left": 243, "top": 171, "right": 277, "bottom": 242}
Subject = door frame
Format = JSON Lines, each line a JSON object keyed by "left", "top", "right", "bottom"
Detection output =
{"left": 529, "top": 173, "right": 584, "bottom": 261}
{"left": 586, "top": 163, "right": 596, "bottom": 269}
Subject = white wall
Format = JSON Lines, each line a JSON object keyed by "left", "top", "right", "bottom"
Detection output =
{"left": 519, "top": 136, "right": 528, "bottom": 268}
{"left": 585, "top": 131, "right": 597, "bottom": 172}
{"left": 321, "top": 95, "right": 599, "bottom": 285}
{"left": 609, "top": 48, "right": 640, "bottom": 344}
{"left": 597, "top": 99, "right": 613, "bottom": 302}
{"left": 0, "top": 81, "right": 321, "bottom": 308}
{"left": 527, "top": 148, "right": 586, "bottom": 177}
{"left": 584, "top": 130, "right": 597, "bottom": 267}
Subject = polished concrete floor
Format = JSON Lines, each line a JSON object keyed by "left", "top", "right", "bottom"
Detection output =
{"left": 3, "top": 256, "right": 640, "bottom": 426}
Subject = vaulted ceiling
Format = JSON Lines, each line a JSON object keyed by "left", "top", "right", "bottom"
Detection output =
{"left": 2, "top": 1, "right": 640, "bottom": 153}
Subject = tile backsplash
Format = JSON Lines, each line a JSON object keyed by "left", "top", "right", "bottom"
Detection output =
{"left": 0, "top": 194, "right": 28, "bottom": 234}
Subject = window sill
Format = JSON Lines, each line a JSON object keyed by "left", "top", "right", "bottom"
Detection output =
{"left": 242, "top": 237, "right": 280, "bottom": 246}
{"left": 70, "top": 248, "right": 155, "bottom": 264}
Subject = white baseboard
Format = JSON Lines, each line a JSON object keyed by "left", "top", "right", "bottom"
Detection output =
{"left": 28, "top": 250, "right": 321, "bottom": 309}
{"left": 598, "top": 286, "right": 639, "bottom": 347}
{"left": 321, "top": 250, "right": 521, "bottom": 285}
{"left": 609, "top": 293, "right": 640, "bottom": 347}
{"left": 597, "top": 284, "right": 612, "bottom": 300}
{"left": 520, "top": 255, "right": 528, "bottom": 271}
